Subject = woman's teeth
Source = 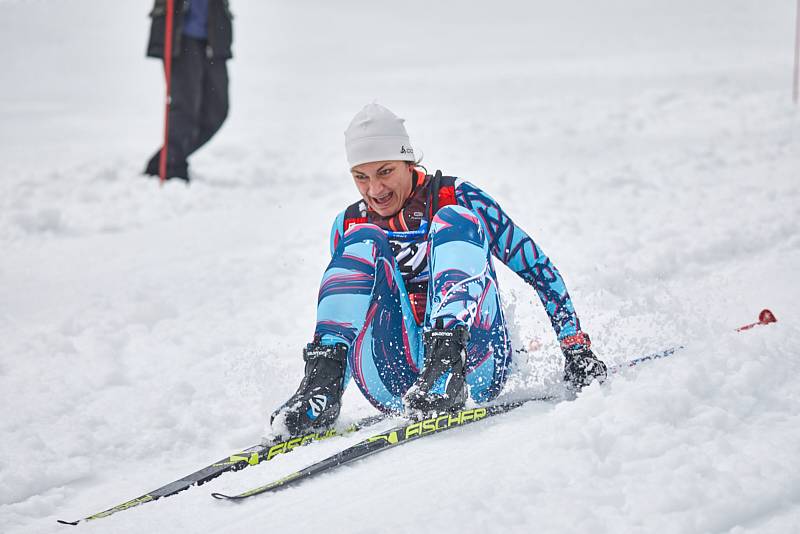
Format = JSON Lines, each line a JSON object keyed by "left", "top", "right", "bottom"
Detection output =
{"left": 374, "top": 193, "right": 392, "bottom": 205}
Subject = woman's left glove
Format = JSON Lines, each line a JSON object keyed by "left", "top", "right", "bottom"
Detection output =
{"left": 560, "top": 333, "right": 607, "bottom": 389}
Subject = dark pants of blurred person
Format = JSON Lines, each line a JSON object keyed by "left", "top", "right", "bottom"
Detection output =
{"left": 145, "top": 37, "right": 229, "bottom": 182}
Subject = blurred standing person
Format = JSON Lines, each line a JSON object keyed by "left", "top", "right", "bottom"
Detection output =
{"left": 144, "top": 0, "right": 233, "bottom": 182}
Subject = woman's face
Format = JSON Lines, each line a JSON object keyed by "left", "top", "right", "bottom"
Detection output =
{"left": 351, "top": 161, "right": 414, "bottom": 217}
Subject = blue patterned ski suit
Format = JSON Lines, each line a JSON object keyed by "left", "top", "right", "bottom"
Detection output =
{"left": 314, "top": 170, "right": 584, "bottom": 413}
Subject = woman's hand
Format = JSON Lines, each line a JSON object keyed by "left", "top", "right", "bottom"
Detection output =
{"left": 562, "top": 340, "right": 607, "bottom": 390}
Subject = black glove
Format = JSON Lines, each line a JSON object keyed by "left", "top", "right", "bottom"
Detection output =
{"left": 561, "top": 333, "right": 607, "bottom": 389}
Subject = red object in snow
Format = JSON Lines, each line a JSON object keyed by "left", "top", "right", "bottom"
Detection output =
{"left": 159, "top": 0, "right": 175, "bottom": 184}
{"left": 736, "top": 309, "right": 777, "bottom": 332}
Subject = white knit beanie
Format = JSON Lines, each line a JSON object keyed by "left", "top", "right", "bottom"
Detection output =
{"left": 344, "top": 103, "right": 416, "bottom": 169}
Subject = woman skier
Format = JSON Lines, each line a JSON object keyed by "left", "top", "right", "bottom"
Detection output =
{"left": 271, "top": 103, "right": 606, "bottom": 435}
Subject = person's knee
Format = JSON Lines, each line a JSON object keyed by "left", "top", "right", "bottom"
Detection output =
{"left": 430, "top": 205, "right": 486, "bottom": 247}
{"left": 333, "top": 223, "right": 394, "bottom": 262}
{"left": 342, "top": 223, "right": 390, "bottom": 248}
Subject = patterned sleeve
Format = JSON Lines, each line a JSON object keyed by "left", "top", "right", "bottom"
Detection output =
{"left": 454, "top": 180, "right": 582, "bottom": 341}
{"left": 329, "top": 210, "right": 347, "bottom": 256}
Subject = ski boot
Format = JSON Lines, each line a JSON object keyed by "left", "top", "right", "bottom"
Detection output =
{"left": 143, "top": 150, "right": 190, "bottom": 182}
{"left": 270, "top": 339, "right": 347, "bottom": 436}
{"left": 403, "top": 320, "right": 470, "bottom": 419}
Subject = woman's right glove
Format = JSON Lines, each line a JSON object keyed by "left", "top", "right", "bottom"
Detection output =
{"left": 560, "top": 333, "right": 607, "bottom": 390}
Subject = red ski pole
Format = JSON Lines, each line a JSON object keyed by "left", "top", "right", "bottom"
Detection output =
{"left": 735, "top": 309, "right": 777, "bottom": 332}
{"left": 159, "top": 0, "right": 176, "bottom": 184}
{"left": 620, "top": 309, "right": 777, "bottom": 370}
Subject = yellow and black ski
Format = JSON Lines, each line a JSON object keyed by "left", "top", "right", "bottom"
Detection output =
{"left": 57, "top": 412, "right": 386, "bottom": 525}
{"left": 210, "top": 399, "right": 546, "bottom": 501}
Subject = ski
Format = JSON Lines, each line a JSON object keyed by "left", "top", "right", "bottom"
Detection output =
{"left": 57, "top": 412, "right": 387, "bottom": 525}
{"left": 210, "top": 349, "right": 677, "bottom": 502}
{"left": 210, "top": 401, "right": 542, "bottom": 501}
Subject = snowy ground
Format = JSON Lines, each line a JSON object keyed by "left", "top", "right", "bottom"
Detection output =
{"left": 1, "top": 1, "right": 799, "bottom": 533}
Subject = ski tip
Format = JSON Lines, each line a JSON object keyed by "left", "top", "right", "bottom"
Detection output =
{"left": 57, "top": 519, "right": 80, "bottom": 526}
{"left": 211, "top": 492, "right": 235, "bottom": 500}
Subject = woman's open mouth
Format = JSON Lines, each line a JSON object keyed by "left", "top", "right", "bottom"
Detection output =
{"left": 371, "top": 192, "right": 394, "bottom": 209}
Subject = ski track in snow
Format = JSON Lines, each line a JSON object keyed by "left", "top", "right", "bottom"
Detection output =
{"left": 1, "top": 1, "right": 799, "bottom": 533}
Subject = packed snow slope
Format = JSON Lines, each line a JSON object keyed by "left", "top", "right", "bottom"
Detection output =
{"left": 1, "top": 1, "right": 799, "bottom": 533}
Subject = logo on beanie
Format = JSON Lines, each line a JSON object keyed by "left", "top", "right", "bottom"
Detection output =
{"left": 400, "top": 145, "right": 414, "bottom": 155}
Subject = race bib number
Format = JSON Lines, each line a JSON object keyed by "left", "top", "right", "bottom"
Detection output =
{"left": 390, "top": 239, "right": 428, "bottom": 282}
